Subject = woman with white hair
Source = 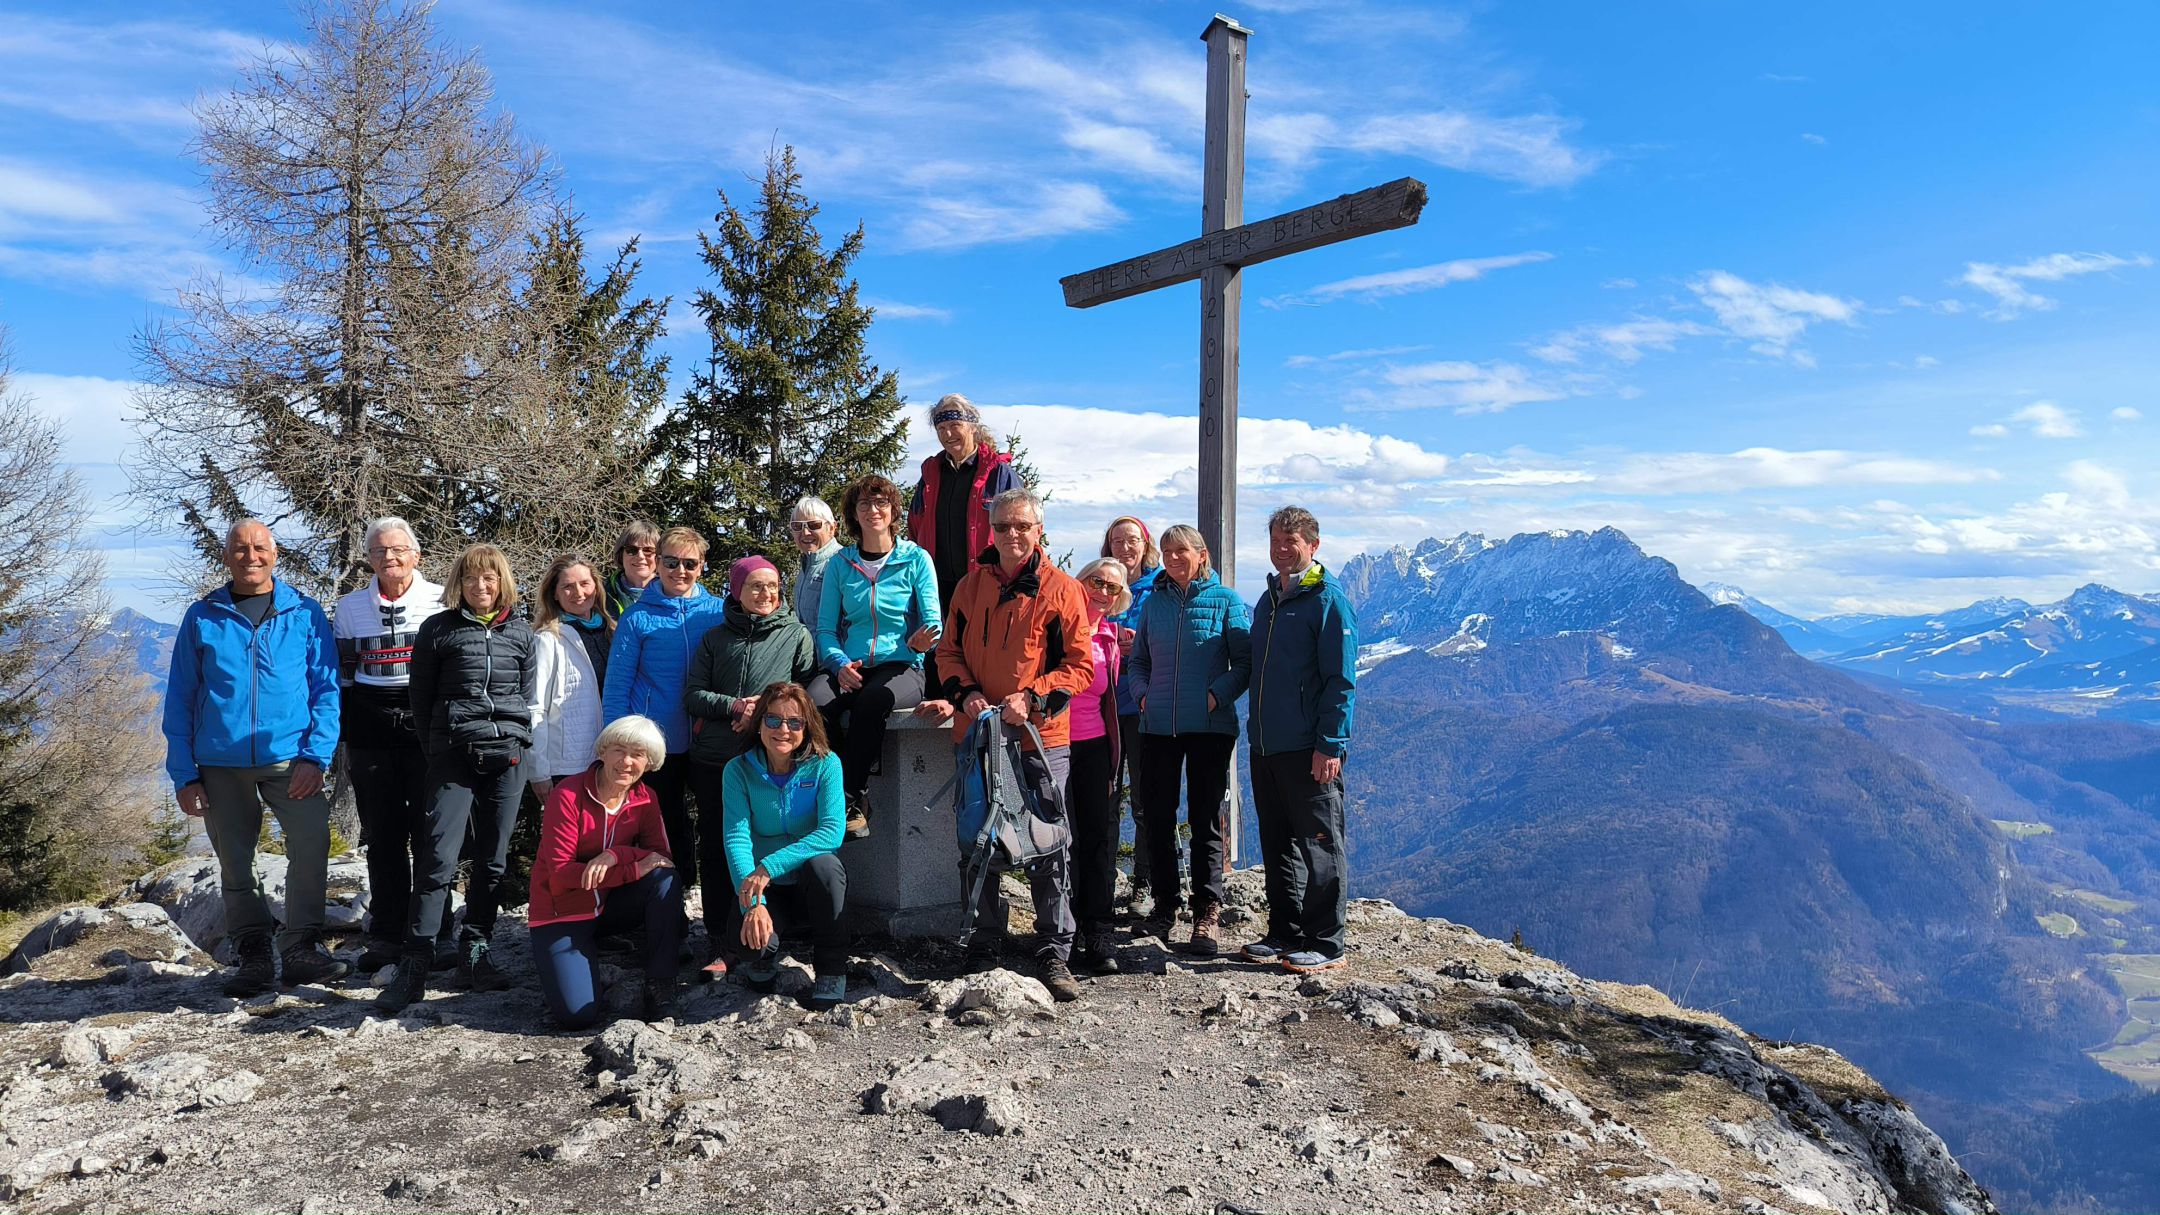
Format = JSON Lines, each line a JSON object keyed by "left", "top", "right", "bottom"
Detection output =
{"left": 332, "top": 515, "right": 447, "bottom": 973}
{"left": 526, "top": 715, "right": 681, "bottom": 1028}
{"left": 1066, "top": 557, "right": 1131, "bottom": 974}
{"left": 789, "top": 496, "right": 842, "bottom": 632}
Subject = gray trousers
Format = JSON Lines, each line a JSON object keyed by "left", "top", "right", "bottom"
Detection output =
{"left": 199, "top": 763, "right": 332, "bottom": 954}
{"left": 967, "top": 743, "right": 1076, "bottom": 961}
{"left": 1250, "top": 748, "right": 1348, "bottom": 957}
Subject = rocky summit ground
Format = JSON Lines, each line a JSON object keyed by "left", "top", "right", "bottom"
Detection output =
{"left": 0, "top": 863, "right": 1994, "bottom": 1215}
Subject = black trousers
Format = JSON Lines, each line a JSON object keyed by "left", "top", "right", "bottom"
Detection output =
{"left": 1067, "top": 733, "right": 1119, "bottom": 933}
{"left": 1117, "top": 715, "right": 1149, "bottom": 887}
{"left": 754, "top": 852, "right": 850, "bottom": 976}
{"left": 1138, "top": 731, "right": 1236, "bottom": 917}
{"left": 408, "top": 750, "right": 525, "bottom": 949}
{"left": 809, "top": 660, "right": 926, "bottom": 799}
{"left": 685, "top": 758, "right": 734, "bottom": 954}
{"left": 350, "top": 742, "right": 430, "bottom": 943}
{"left": 644, "top": 756, "right": 696, "bottom": 892}
{"left": 1250, "top": 748, "right": 1348, "bottom": 957}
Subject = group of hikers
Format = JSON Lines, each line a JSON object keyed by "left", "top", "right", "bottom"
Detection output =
{"left": 160, "top": 394, "right": 1360, "bottom": 1029}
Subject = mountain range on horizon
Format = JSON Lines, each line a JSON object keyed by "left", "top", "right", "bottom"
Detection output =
{"left": 1335, "top": 525, "right": 2160, "bottom": 1215}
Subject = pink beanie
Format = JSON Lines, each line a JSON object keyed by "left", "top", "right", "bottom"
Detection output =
{"left": 728, "top": 555, "right": 778, "bottom": 602}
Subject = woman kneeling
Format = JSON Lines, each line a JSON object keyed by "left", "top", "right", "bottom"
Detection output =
{"left": 528, "top": 715, "right": 682, "bottom": 1029}
{"left": 724, "top": 682, "right": 850, "bottom": 1010}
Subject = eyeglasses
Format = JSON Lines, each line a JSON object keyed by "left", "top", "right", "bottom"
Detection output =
{"left": 621, "top": 545, "right": 657, "bottom": 558}
{"left": 1083, "top": 577, "right": 1124, "bottom": 594}
{"left": 659, "top": 555, "right": 702, "bottom": 571}
{"left": 992, "top": 521, "right": 1038, "bottom": 534}
{"left": 762, "top": 714, "right": 808, "bottom": 732}
{"left": 368, "top": 545, "right": 417, "bottom": 559}
{"left": 788, "top": 521, "right": 828, "bottom": 533}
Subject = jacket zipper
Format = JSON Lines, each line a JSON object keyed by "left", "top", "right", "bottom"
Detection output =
{"left": 1255, "top": 580, "right": 1278, "bottom": 757}
{"left": 1170, "top": 579, "right": 1184, "bottom": 731}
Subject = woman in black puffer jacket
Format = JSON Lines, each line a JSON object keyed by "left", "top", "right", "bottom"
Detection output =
{"left": 377, "top": 543, "right": 538, "bottom": 1012}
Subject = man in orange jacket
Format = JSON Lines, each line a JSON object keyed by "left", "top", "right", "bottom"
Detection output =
{"left": 926, "top": 487, "right": 1093, "bottom": 1001}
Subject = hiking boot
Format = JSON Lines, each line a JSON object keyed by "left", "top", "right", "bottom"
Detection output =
{"left": 1240, "top": 937, "right": 1293, "bottom": 964}
{"left": 356, "top": 937, "right": 401, "bottom": 974}
{"left": 962, "top": 934, "right": 1004, "bottom": 974}
{"left": 642, "top": 977, "right": 680, "bottom": 1022}
{"left": 429, "top": 929, "right": 458, "bottom": 972}
{"left": 844, "top": 792, "right": 871, "bottom": 840}
{"left": 1038, "top": 955, "right": 1082, "bottom": 1003}
{"left": 280, "top": 941, "right": 351, "bottom": 987}
{"left": 740, "top": 955, "right": 779, "bottom": 993}
{"left": 805, "top": 972, "right": 847, "bottom": 1011}
{"left": 1074, "top": 929, "right": 1121, "bottom": 976}
{"left": 1187, "top": 903, "right": 1222, "bottom": 958}
{"left": 223, "top": 934, "right": 275, "bottom": 999}
{"left": 374, "top": 949, "right": 432, "bottom": 1013}
{"left": 1280, "top": 949, "right": 1346, "bottom": 975}
{"left": 1137, "top": 915, "right": 1175, "bottom": 944}
{"left": 458, "top": 938, "right": 510, "bottom": 993}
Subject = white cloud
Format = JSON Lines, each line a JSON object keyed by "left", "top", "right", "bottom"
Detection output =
{"left": 899, "top": 180, "right": 1122, "bottom": 251}
{"left": 1343, "top": 111, "right": 1601, "bottom": 188}
{"left": 1594, "top": 448, "right": 1993, "bottom": 495}
{"left": 1532, "top": 317, "right": 1715, "bottom": 365}
{"left": 1970, "top": 423, "right": 2009, "bottom": 438}
{"left": 863, "top": 298, "right": 953, "bottom": 322}
{"left": 1800, "top": 132, "right": 1827, "bottom": 145}
{"left": 1912, "top": 355, "right": 1939, "bottom": 368}
{"left": 2112, "top": 407, "right": 2142, "bottom": 422}
{"left": 1266, "top": 251, "right": 1552, "bottom": 308}
{"left": 1284, "top": 345, "right": 1429, "bottom": 368}
{"left": 1602, "top": 277, "right": 1637, "bottom": 290}
{"left": 2011, "top": 401, "right": 2084, "bottom": 439}
{"left": 1367, "top": 360, "right": 1568, "bottom": 414}
{"left": 1686, "top": 270, "right": 1859, "bottom": 362}
{"left": 1960, "top": 251, "right": 2154, "bottom": 319}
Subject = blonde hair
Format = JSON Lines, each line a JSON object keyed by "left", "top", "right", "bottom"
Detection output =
{"left": 1157, "top": 524, "right": 1211, "bottom": 581}
{"left": 442, "top": 543, "right": 520, "bottom": 614}
{"left": 659, "top": 525, "right": 709, "bottom": 558}
{"left": 1074, "top": 558, "right": 1133, "bottom": 617}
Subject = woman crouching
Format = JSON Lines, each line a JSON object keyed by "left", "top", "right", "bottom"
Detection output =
{"left": 723, "top": 682, "right": 850, "bottom": 1010}
{"left": 527, "top": 715, "right": 682, "bottom": 1029}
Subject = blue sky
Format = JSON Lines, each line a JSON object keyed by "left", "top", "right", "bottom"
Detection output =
{"left": 3, "top": 1, "right": 2156, "bottom": 619}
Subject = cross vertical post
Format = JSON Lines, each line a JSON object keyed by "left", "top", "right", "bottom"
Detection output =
{"left": 1198, "top": 14, "right": 1249, "bottom": 588}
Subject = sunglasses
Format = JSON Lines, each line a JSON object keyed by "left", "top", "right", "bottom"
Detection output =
{"left": 788, "top": 521, "right": 828, "bottom": 532}
{"left": 1083, "top": 577, "right": 1125, "bottom": 594}
{"left": 659, "top": 555, "right": 702, "bottom": 571}
{"left": 762, "top": 714, "right": 808, "bottom": 731}
{"left": 621, "top": 545, "right": 657, "bottom": 557}
{"left": 992, "top": 521, "right": 1038, "bottom": 534}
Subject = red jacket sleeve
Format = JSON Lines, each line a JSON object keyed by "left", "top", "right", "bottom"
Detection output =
{"left": 536, "top": 783, "right": 593, "bottom": 897}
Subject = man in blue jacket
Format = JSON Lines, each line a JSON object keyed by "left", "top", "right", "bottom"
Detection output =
{"left": 162, "top": 520, "right": 347, "bottom": 997}
{"left": 1242, "top": 505, "right": 1359, "bottom": 974}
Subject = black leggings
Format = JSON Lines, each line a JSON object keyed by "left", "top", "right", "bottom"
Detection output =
{"left": 1138, "top": 731, "right": 1236, "bottom": 916}
{"left": 1067, "top": 733, "right": 1119, "bottom": 933}
{"left": 809, "top": 661, "right": 926, "bottom": 798}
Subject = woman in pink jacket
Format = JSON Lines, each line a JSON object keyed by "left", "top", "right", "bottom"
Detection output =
{"left": 526, "top": 714, "right": 681, "bottom": 1029}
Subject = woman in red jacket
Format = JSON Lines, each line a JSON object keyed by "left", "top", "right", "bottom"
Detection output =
{"left": 527, "top": 714, "right": 681, "bottom": 1029}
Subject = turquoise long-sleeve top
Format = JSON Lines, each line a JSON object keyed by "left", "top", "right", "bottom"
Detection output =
{"left": 720, "top": 747, "right": 845, "bottom": 886}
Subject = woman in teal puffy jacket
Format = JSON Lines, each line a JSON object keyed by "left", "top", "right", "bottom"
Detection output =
{"left": 1126, "top": 524, "right": 1250, "bottom": 956}
{"left": 722, "top": 682, "right": 849, "bottom": 1010}
{"left": 812, "top": 474, "right": 942, "bottom": 837}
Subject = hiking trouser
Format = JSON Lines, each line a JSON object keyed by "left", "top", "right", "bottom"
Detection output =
{"left": 966, "top": 744, "right": 1076, "bottom": 961}
{"left": 686, "top": 757, "right": 736, "bottom": 957}
{"left": 529, "top": 867, "right": 682, "bottom": 1031}
{"left": 1117, "top": 714, "right": 1149, "bottom": 888}
{"left": 1138, "top": 731, "right": 1236, "bottom": 917}
{"left": 1250, "top": 747, "right": 1348, "bottom": 958}
{"left": 408, "top": 750, "right": 524, "bottom": 950}
{"left": 753, "top": 852, "right": 851, "bottom": 977}
{"left": 1066, "top": 733, "right": 1119, "bottom": 933}
{"left": 643, "top": 756, "right": 697, "bottom": 893}
{"left": 349, "top": 742, "right": 430, "bottom": 944}
{"left": 810, "top": 660, "right": 926, "bottom": 801}
{"left": 198, "top": 763, "right": 332, "bottom": 955}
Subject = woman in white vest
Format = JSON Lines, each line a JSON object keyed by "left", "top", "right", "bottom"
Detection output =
{"left": 530, "top": 555, "right": 612, "bottom": 800}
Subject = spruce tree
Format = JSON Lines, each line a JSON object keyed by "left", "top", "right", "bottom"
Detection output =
{"left": 648, "top": 147, "right": 907, "bottom": 574}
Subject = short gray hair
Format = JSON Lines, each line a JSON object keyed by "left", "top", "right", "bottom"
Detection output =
{"left": 790, "top": 496, "right": 835, "bottom": 524}
{"left": 594, "top": 714, "right": 668, "bottom": 771}
{"left": 989, "top": 487, "right": 1043, "bottom": 525}
{"left": 363, "top": 515, "right": 420, "bottom": 554}
{"left": 224, "top": 518, "right": 273, "bottom": 547}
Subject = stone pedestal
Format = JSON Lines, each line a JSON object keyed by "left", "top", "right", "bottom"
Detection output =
{"left": 841, "top": 711, "right": 967, "bottom": 938}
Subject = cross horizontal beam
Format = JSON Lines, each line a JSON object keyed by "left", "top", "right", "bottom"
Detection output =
{"left": 1059, "top": 176, "right": 1428, "bottom": 310}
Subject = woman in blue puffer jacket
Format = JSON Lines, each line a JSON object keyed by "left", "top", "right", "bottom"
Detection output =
{"left": 1126, "top": 524, "right": 1250, "bottom": 957}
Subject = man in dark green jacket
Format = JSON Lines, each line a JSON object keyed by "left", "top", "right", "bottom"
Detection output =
{"left": 1242, "top": 505, "right": 1359, "bottom": 974}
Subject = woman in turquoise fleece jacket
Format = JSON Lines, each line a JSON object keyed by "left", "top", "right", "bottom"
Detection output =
{"left": 721, "top": 682, "right": 849, "bottom": 1009}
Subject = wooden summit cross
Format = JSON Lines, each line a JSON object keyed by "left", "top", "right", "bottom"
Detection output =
{"left": 1059, "top": 14, "right": 1426, "bottom": 585}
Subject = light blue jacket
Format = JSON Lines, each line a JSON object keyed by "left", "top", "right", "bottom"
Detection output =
{"left": 1127, "top": 570, "right": 1251, "bottom": 737}
{"left": 817, "top": 540, "right": 940, "bottom": 673}
{"left": 721, "top": 749, "right": 845, "bottom": 886}
{"left": 1248, "top": 564, "right": 1358, "bottom": 759}
{"left": 162, "top": 580, "right": 341, "bottom": 789}
{"left": 602, "top": 579, "right": 728, "bottom": 754}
